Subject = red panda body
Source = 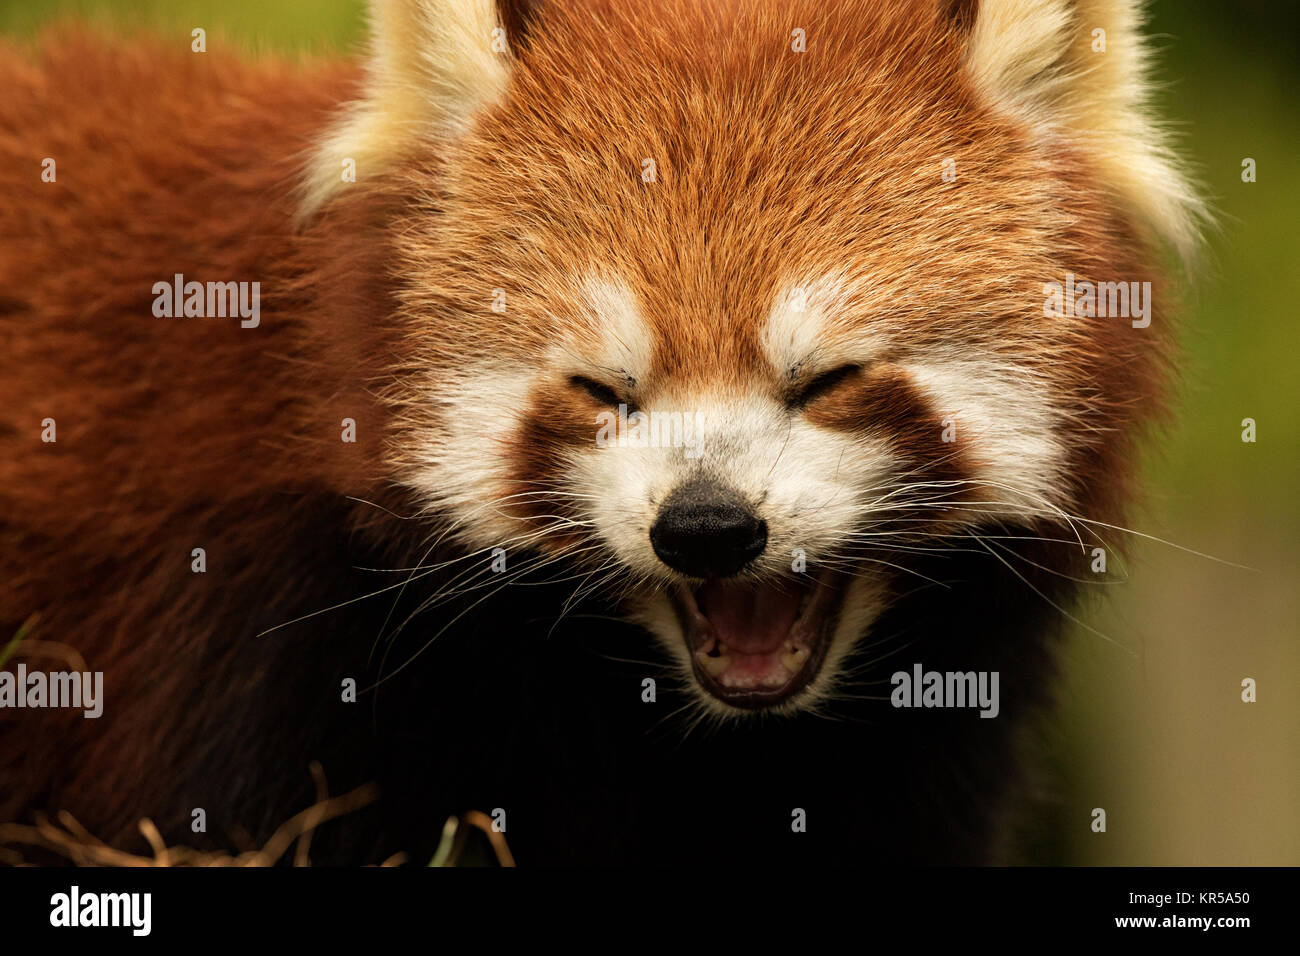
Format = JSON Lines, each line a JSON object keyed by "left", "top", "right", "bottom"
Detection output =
{"left": 0, "top": 34, "right": 398, "bottom": 854}
{"left": 0, "top": 0, "right": 1199, "bottom": 865}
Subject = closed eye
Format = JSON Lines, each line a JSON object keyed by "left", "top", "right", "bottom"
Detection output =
{"left": 569, "top": 375, "right": 629, "bottom": 409}
{"left": 789, "top": 364, "right": 862, "bottom": 409}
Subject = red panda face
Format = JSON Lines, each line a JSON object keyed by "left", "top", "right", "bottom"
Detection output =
{"left": 326, "top": 0, "right": 1201, "bottom": 716}
{"left": 403, "top": 264, "right": 1072, "bottom": 715}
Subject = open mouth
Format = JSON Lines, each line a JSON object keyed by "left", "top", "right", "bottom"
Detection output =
{"left": 670, "top": 570, "right": 845, "bottom": 709}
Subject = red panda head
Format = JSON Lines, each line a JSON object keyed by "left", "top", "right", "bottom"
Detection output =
{"left": 307, "top": 0, "right": 1203, "bottom": 716}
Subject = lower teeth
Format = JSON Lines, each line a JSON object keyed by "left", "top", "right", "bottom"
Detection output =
{"left": 695, "top": 645, "right": 810, "bottom": 679}
{"left": 701, "top": 653, "right": 731, "bottom": 677}
{"left": 781, "top": 646, "right": 809, "bottom": 673}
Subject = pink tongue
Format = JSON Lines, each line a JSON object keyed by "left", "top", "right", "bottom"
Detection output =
{"left": 696, "top": 580, "right": 803, "bottom": 655}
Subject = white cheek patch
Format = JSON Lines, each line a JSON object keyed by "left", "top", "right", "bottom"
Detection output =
{"left": 764, "top": 276, "right": 1067, "bottom": 525}
{"left": 403, "top": 363, "right": 539, "bottom": 550}
{"left": 407, "top": 272, "right": 653, "bottom": 555}
{"left": 900, "top": 358, "right": 1065, "bottom": 520}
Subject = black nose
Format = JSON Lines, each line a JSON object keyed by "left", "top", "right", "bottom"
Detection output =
{"left": 649, "top": 482, "right": 767, "bottom": 578}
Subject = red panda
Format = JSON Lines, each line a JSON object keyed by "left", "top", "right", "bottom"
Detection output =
{"left": 0, "top": 0, "right": 1202, "bottom": 865}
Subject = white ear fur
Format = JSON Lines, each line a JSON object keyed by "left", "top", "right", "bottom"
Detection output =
{"left": 963, "top": 0, "right": 1207, "bottom": 264}
{"left": 300, "top": 0, "right": 512, "bottom": 218}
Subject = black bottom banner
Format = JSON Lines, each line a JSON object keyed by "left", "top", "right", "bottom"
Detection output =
{"left": 0, "top": 865, "right": 1285, "bottom": 942}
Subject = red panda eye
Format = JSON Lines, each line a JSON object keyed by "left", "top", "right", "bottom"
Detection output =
{"left": 790, "top": 364, "right": 861, "bottom": 409}
{"left": 569, "top": 375, "right": 626, "bottom": 408}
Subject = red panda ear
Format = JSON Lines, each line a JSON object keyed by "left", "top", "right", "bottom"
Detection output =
{"left": 299, "top": 0, "right": 537, "bottom": 219}
{"left": 958, "top": 0, "right": 1207, "bottom": 265}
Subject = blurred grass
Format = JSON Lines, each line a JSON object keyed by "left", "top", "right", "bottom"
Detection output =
{"left": 0, "top": 0, "right": 364, "bottom": 54}
{"left": 3, "top": 0, "right": 1295, "bottom": 864}
{"left": 1042, "top": 1, "right": 1300, "bottom": 865}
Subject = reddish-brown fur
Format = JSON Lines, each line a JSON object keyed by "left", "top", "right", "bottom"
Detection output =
{"left": 0, "top": 30, "right": 410, "bottom": 845}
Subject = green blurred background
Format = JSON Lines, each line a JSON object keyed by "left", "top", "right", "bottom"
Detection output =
{"left": 2, "top": 0, "right": 1295, "bottom": 864}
